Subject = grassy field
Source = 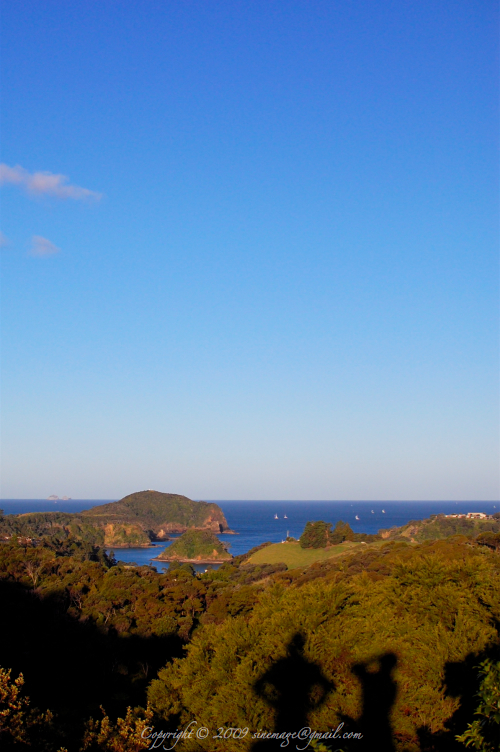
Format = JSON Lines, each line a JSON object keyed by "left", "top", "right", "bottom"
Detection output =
{"left": 245, "top": 540, "right": 367, "bottom": 568}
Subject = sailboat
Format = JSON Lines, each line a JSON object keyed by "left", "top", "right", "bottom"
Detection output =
{"left": 382, "top": 509, "right": 386, "bottom": 513}
{"left": 355, "top": 515, "right": 360, "bottom": 520}
{"left": 284, "top": 514, "right": 288, "bottom": 519}
{"left": 274, "top": 514, "right": 278, "bottom": 520}
{"left": 371, "top": 510, "right": 374, "bottom": 514}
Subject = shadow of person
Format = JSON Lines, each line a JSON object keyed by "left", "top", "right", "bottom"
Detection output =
{"left": 251, "top": 632, "right": 334, "bottom": 750}
{"left": 351, "top": 653, "right": 397, "bottom": 752}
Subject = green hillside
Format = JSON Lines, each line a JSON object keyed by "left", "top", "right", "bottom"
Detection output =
{"left": 381, "top": 513, "right": 500, "bottom": 542}
{"left": 156, "top": 529, "right": 232, "bottom": 562}
{"left": 245, "top": 539, "right": 377, "bottom": 568}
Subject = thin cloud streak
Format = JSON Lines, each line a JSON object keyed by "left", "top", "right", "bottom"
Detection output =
{"left": 30, "top": 235, "right": 61, "bottom": 257}
{"left": 0, "top": 163, "right": 102, "bottom": 201}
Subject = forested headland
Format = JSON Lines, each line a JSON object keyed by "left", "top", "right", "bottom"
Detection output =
{"left": 0, "top": 514, "right": 499, "bottom": 751}
{"left": 0, "top": 491, "right": 231, "bottom": 549}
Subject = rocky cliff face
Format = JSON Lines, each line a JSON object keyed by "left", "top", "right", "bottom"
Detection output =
{"left": 103, "top": 523, "right": 151, "bottom": 548}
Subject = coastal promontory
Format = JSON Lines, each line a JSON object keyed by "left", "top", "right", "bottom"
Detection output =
{"left": 0, "top": 490, "right": 231, "bottom": 548}
{"left": 82, "top": 490, "right": 230, "bottom": 537}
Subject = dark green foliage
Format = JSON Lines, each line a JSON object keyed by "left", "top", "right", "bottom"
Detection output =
{"left": 300, "top": 520, "right": 379, "bottom": 548}
{"left": 157, "top": 529, "right": 231, "bottom": 561}
{"left": 168, "top": 562, "right": 196, "bottom": 575}
{"left": 476, "top": 532, "right": 500, "bottom": 552}
{"left": 330, "top": 520, "right": 355, "bottom": 544}
{"left": 0, "top": 511, "right": 106, "bottom": 545}
{"left": 380, "top": 515, "right": 500, "bottom": 543}
{"left": 456, "top": 658, "right": 500, "bottom": 751}
{"left": 300, "top": 520, "right": 333, "bottom": 548}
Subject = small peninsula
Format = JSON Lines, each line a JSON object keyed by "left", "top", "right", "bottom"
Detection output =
{"left": 155, "top": 529, "right": 232, "bottom": 563}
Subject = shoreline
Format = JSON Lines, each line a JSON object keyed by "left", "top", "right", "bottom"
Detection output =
{"left": 152, "top": 556, "right": 232, "bottom": 564}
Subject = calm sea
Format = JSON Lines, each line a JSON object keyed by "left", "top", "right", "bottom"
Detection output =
{"left": 1, "top": 499, "right": 498, "bottom": 572}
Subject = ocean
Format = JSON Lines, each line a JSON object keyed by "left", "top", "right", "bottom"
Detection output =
{"left": 1, "top": 499, "right": 498, "bottom": 572}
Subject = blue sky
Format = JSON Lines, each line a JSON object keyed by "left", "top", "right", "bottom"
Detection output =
{"left": 1, "top": 1, "right": 498, "bottom": 500}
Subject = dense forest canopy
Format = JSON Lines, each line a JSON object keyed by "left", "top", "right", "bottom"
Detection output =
{"left": 0, "top": 515, "right": 499, "bottom": 751}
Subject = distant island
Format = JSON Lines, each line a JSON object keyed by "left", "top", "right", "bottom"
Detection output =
{"left": 0, "top": 490, "right": 232, "bottom": 548}
{"left": 155, "top": 529, "right": 232, "bottom": 563}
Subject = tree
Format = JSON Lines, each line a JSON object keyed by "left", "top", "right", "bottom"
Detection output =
{"left": 300, "top": 521, "right": 332, "bottom": 548}
{"left": 23, "top": 559, "right": 46, "bottom": 588}
{"left": 330, "top": 521, "right": 355, "bottom": 544}
{"left": 0, "top": 667, "right": 59, "bottom": 750}
{"left": 456, "top": 659, "right": 500, "bottom": 752}
{"left": 0, "top": 667, "right": 30, "bottom": 746}
{"left": 81, "top": 705, "right": 154, "bottom": 752}
{"left": 476, "top": 533, "right": 500, "bottom": 553}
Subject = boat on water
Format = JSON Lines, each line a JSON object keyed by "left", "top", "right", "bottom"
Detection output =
{"left": 371, "top": 510, "right": 374, "bottom": 514}
{"left": 382, "top": 509, "right": 386, "bottom": 513}
{"left": 274, "top": 514, "right": 278, "bottom": 520}
{"left": 284, "top": 514, "right": 288, "bottom": 519}
{"left": 355, "top": 515, "right": 360, "bottom": 520}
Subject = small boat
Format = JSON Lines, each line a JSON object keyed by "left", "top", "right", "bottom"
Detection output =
{"left": 371, "top": 510, "right": 374, "bottom": 514}
{"left": 284, "top": 514, "right": 288, "bottom": 519}
{"left": 382, "top": 509, "right": 386, "bottom": 513}
{"left": 355, "top": 515, "right": 360, "bottom": 520}
{"left": 274, "top": 514, "right": 278, "bottom": 520}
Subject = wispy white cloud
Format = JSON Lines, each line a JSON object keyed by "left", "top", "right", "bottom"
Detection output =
{"left": 30, "top": 235, "right": 61, "bottom": 257}
{"left": 0, "top": 163, "right": 102, "bottom": 201}
{"left": 0, "top": 231, "right": 10, "bottom": 247}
